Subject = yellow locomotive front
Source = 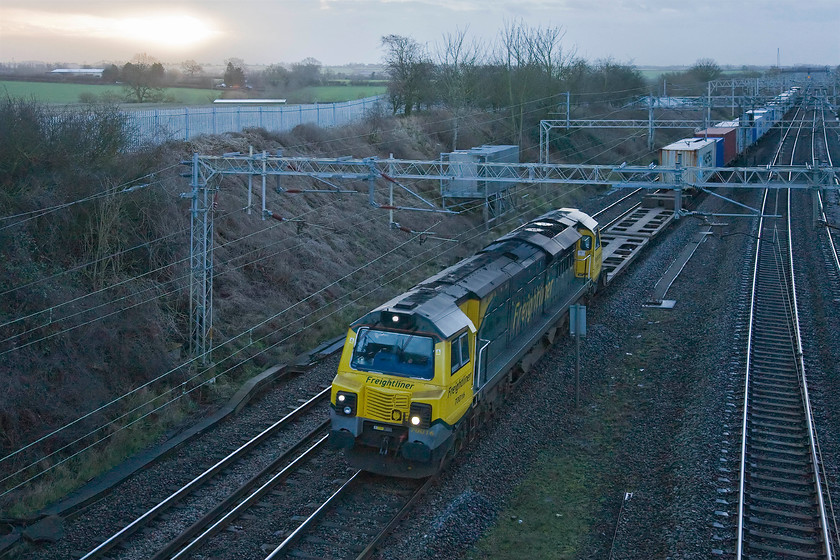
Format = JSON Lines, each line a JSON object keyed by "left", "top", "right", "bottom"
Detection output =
{"left": 329, "top": 300, "right": 475, "bottom": 478}
{"left": 330, "top": 207, "right": 603, "bottom": 478}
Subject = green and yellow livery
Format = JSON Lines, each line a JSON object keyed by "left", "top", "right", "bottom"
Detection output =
{"left": 330, "top": 208, "right": 602, "bottom": 477}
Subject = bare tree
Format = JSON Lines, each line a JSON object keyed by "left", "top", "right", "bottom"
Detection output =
{"left": 381, "top": 34, "right": 433, "bottom": 115}
{"left": 290, "top": 58, "right": 322, "bottom": 88}
{"left": 436, "top": 27, "right": 485, "bottom": 149}
{"left": 180, "top": 59, "right": 204, "bottom": 78}
{"left": 497, "top": 20, "right": 574, "bottom": 147}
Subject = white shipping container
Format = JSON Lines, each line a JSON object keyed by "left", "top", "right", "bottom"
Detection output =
{"left": 659, "top": 138, "right": 720, "bottom": 185}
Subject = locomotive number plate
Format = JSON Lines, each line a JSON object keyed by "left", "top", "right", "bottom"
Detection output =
{"left": 373, "top": 425, "right": 393, "bottom": 432}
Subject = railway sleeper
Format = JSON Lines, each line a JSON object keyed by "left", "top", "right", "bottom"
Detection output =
{"left": 750, "top": 403, "right": 806, "bottom": 417}
{"left": 749, "top": 452, "right": 805, "bottom": 467}
{"left": 750, "top": 372, "right": 798, "bottom": 384}
{"left": 751, "top": 340, "right": 795, "bottom": 350}
{"left": 303, "top": 535, "right": 364, "bottom": 552}
{"left": 748, "top": 504, "right": 819, "bottom": 521}
{"left": 321, "top": 521, "right": 377, "bottom": 535}
{"left": 750, "top": 435, "right": 809, "bottom": 448}
{"left": 749, "top": 372, "right": 799, "bottom": 385}
{"left": 747, "top": 541, "right": 821, "bottom": 559}
{"left": 749, "top": 463, "right": 815, "bottom": 478}
{"left": 750, "top": 392, "right": 801, "bottom": 405}
{"left": 749, "top": 417, "right": 807, "bottom": 431}
{"left": 750, "top": 425, "right": 807, "bottom": 438}
{"left": 752, "top": 330, "right": 794, "bottom": 342}
{"left": 750, "top": 482, "right": 814, "bottom": 497}
{"left": 748, "top": 489, "right": 817, "bottom": 507}
{"left": 749, "top": 515, "right": 822, "bottom": 534}
{"left": 749, "top": 444, "right": 813, "bottom": 460}
{"left": 752, "top": 384, "right": 802, "bottom": 397}
{"left": 752, "top": 335, "right": 794, "bottom": 347}
{"left": 748, "top": 528, "right": 820, "bottom": 547}
{"left": 747, "top": 492, "right": 818, "bottom": 509}
{"left": 751, "top": 389, "right": 802, "bottom": 402}
{"left": 754, "top": 307, "right": 790, "bottom": 319}
{"left": 750, "top": 407, "right": 808, "bottom": 420}
{"left": 749, "top": 363, "right": 798, "bottom": 376}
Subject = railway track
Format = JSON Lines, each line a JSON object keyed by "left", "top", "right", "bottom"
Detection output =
{"left": 735, "top": 188, "right": 834, "bottom": 558}
{"left": 816, "top": 95, "right": 840, "bottom": 280}
{"left": 16, "top": 188, "right": 658, "bottom": 560}
{"left": 69, "top": 189, "right": 653, "bottom": 560}
{"left": 264, "top": 471, "right": 432, "bottom": 560}
{"left": 79, "top": 388, "right": 332, "bottom": 560}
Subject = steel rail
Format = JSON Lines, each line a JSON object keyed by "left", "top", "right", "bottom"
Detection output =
{"left": 736, "top": 101, "right": 834, "bottom": 559}
{"left": 165, "top": 431, "right": 331, "bottom": 560}
{"left": 786, "top": 188, "right": 834, "bottom": 559}
{"left": 355, "top": 475, "right": 436, "bottom": 559}
{"left": 737, "top": 102, "right": 801, "bottom": 559}
{"left": 818, "top": 100, "right": 840, "bottom": 276}
{"left": 592, "top": 188, "right": 644, "bottom": 220}
{"left": 79, "top": 386, "right": 331, "bottom": 560}
{"left": 735, "top": 187, "right": 768, "bottom": 559}
{"left": 264, "top": 469, "right": 363, "bottom": 560}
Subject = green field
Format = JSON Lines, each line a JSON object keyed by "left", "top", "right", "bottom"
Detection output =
{"left": 0, "top": 80, "right": 221, "bottom": 105}
{"left": 0, "top": 80, "right": 386, "bottom": 106}
{"left": 285, "top": 85, "right": 387, "bottom": 103}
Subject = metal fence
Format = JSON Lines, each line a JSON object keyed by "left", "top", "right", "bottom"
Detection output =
{"left": 123, "top": 95, "right": 387, "bottom": 147}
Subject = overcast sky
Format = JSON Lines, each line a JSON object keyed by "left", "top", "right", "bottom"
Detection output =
{"left": 0, "top": 0, "right": 837, "bottom": 68}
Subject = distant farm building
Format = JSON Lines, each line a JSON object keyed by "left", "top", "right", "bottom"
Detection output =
{"left": 50, "top": 68, "right": 105, "bottom": 79}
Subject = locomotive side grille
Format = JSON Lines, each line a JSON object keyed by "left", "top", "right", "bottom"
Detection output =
{"left": 365, "top": 388, "right": 410, "bottom": 423}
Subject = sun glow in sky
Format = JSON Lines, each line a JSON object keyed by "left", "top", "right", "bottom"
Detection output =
{"left": 1, "top": 8, "right": 221, "bottom": 53}
{"left": 0, "top": 0, "right": 836, "bottom": 67}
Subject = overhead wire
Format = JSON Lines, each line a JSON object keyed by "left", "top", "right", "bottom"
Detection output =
{"left": 1, "top": 78, "right": 665, "bottom": 493}
{"left": 0, "top": 198, "right": 415, "bottom": 470}
{"left": 0, "top": 177, "right": 373, "bottom": 347}
{"left": 0, "top": 95, "right": 641, "bottom": 355}
{"left": 0, "top": 91, "right": 653, "bottom": 364}
{"left": 0, "top": 163, "right": 184, "bottom": 231}
{"left": 0, "top": 200, "right": 384, "bottom": 355}
{"left": 0, "top": 211, "right": 442, "bottom": 492}
{"left": 0, "top": 159, "right": 581, "bottom": 490}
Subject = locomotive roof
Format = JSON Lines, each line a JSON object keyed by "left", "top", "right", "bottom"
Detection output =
{"left": 352, "top": 209, "right": 596, "bottom": 339}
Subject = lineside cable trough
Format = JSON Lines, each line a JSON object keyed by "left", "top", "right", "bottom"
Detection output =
{"left": 643, "top": 228, "right": 715, "bottom": 309}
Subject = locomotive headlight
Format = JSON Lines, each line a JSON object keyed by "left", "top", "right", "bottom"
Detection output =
{"left": 336, "top": 391, "right": 357, "bottom": 416}
{"left": 408, "top": 402, "right": 432, "bottom": 429}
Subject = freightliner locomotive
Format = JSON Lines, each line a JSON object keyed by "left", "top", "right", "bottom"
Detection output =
{"left": 329, "top": 208, "right": 602, "bottom": 477}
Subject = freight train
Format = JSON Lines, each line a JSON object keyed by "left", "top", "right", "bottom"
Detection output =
{"left": 329, "top": 209, "right": 602, "bottom": 477}
{"left": 659, "top": 86, "right": 803, "bottom": 175}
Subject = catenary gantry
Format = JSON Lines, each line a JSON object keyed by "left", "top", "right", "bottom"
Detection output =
{"left": 183, "top": 152, "right": 840, "bottom": 364}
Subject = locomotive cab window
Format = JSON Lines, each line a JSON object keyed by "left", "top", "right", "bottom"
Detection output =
{"left": 580, "top": 235, "right": 592, "bottom": 251}
{"left": 351, "top": 328, "right": 435, "bottom": 380}
{"left": 450, "top": 332, "right": 470, "bottom": 373}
